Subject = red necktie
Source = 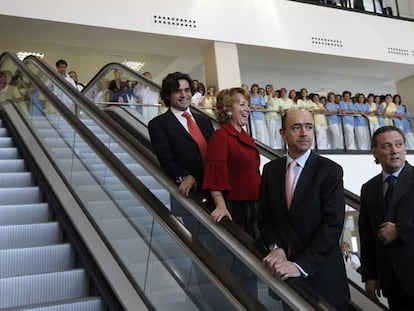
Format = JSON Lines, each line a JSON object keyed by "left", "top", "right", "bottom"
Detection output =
{"left": 182, "top": 112, "right": 208, "bottom": 162}
{"left": 286, "top": 160, "right": 297, "bottom": 209}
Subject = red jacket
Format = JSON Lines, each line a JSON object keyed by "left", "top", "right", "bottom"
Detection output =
{"left": 203, "top": 123, "right": 260, "bottom": 201}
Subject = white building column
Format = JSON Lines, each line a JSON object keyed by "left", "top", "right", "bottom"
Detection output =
{"left": 203, "top": 41, "right": 241, "bottom": 91}
{"left": 397, "top": 75, "right": 414, "bottom": 115}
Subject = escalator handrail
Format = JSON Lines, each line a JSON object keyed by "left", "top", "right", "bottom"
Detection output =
{"left": 20, "top": 53, "right": 273, "bottom": 311}
{"left": 24, "top": 55, "right": 322, "bottom": 310}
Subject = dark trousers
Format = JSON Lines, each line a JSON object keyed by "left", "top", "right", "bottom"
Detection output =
{"left": 387, "top": 270, "right": 414, "bottom": 311}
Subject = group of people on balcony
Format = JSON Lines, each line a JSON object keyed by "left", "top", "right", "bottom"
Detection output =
{"left": 228, "top": 84, "right": 414, "bottom": 151}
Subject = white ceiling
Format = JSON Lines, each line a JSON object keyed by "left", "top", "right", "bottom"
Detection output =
{"left": 1, "top": 14, "right": 414, "bottom": 95}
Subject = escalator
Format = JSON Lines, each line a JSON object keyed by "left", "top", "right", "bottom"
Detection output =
{"left": 0, "top": 52, "right": 282, "bottom": 310}
{"left": 20, "top": 54, "right": 387, "bottom": 310}
{"left": 0, "top": 110, "right": 111, "bottom": 310}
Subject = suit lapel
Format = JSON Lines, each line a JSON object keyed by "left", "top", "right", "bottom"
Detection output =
{"left": 372, "top": 175, "right": 386, "bottom": 222}
{"left": 273, "top": 157, "right": 290, "bottom": 211}
{"left": 165, "top": 109, "right": 193, "bottom": 141}
{"left": 390, "top": 162, "right": 414, "bottom": 209}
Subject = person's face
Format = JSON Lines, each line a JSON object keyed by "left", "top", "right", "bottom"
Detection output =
{"left": 341, "top": 243, "right": 349, "bottom": 253}
{"left": 373, "top": 130, "right": 406, "bottom": 174}
{"left": 385, "top": 95, "right": 392, "bottom": 103}
{"left": 114, "top": 69, "right": 123, "bottom": 80}
{"left": 358, "top": 95, "right": 365, "bottom": 103}
{"left": 69, "top": 72, "right": 77, "bottom": 81}
{"left": 313, "top": 95, "right": 319, "bottom": 103}
{"left": 259, "top": 88, "right": 265, "bottom": 96}
{"left": 57, "top": 64, "right": 67, "bottom": 75}
{"left": 368, "top": 95, "right": 374, "bottom": 103}
{"left": 143, "top": 72, "right": 152, "bottom": 79}
{"left": 289, "top": 90, "right": 296, "bottom": 99}
{"left": 280, "top": 89, "right": 287, "bottom": 98}
{"left": 343, "top": 93, "right": 351, "bottom": 102}
{"left": 335, "top": 95, "right": 341, "bottom": 103}
{"left": 207, "top": 87, "right": 215, "bottom": 95}
{"left": 328, "top": 94, "right": 335, "bottom": 102}
{"left": 169, "top": 79, "right": 192, "bottom": 111}
{"left": 251, "top": 85, "right": 258, "bottom": 93}
{"left": 394, "top": 96, "right": 401, "bottom": 105}
{"left": 230, "top": 93, "right": 250, "bottom": 128}
{"left": 374, "top": 96, "right": 380, "bottom": 104}
{"left": 280, "top": 109, "right": 314, "bottom": 158}
{"left": 266, "top": 85, "right": 272, "bottom": 94}
{"left": 301, "top": 89, "right": 308, "bottom": 98}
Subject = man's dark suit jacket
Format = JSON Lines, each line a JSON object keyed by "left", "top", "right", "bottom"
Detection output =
{"left": 148, "top": 108, "right": 214, "bottom": 189}
{"left": 359, "top": 162, "right": 414, "bottom": 297}
{"left": 258, "top": 151, "right": 350, "bottom": 306}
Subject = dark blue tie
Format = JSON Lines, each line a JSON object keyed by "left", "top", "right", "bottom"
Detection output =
{"left": 384, "top": 175, "right": 396, "bottom": 221}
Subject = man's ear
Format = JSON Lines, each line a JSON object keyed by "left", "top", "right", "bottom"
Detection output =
{"left": 279, "top": 128, "right": 285, "bottom": 140}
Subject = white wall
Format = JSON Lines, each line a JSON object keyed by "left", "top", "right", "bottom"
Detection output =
{"left": 2, "top": 0, "right": 414, "bottom": 65}
{"left": 326, "top": 154, "right": 414, "bottom": 195}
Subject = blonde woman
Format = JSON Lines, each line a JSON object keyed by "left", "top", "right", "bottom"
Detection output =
{"left": 366, "top": 93, "right": 379, "bottom": 136}
{"left": 311, "top": 94, "right": 328, "bottom": 149}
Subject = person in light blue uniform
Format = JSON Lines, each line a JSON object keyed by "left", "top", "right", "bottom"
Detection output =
{"left": 353, "top": 93, "right": 371, "bottom": 150}
{"left": 392, "top": 94, "right": 405, "bottom": 131}
{"left": 339, "top": 91, "right": 356, "bottom": 150}
{"left": 249, "top": 84, "right": 269, "bottom": 145}
{"left": 402, "top": 106, "right": 414, "bottom": 150}
{"left": 376, "top": 98, "right": 386, "bottom": 127}
{"left": 325, "top": 92, "right": 343, "bottom": 149}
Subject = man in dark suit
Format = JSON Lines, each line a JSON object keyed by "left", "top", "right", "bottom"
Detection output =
{"left": 148, "top": 72, "right": 214, "bottom": 214}
{"left": 258, "top": 108, "right": 350, "bottom": 309}
{"left": 359, "top": 126, "right": 414, "bottom": 310}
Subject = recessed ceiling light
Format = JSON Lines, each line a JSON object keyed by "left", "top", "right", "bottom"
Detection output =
{"left": 16, "top": 51, "right": 45, "bottom": 61}
{"left": 122, "top": 60, "right": 145, "bottom": 71}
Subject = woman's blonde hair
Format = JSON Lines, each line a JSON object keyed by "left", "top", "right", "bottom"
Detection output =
{"left": 215, "top": 87, "right": 250, "bottom": 123}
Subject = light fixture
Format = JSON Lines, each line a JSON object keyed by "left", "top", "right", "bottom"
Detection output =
{"left": 122, "top": 60, "right": 145, "bottom": 71}
{"left": 16, "top": 51, "right": 45, "bottom": 61}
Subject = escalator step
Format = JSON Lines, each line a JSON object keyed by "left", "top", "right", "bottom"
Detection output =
{"left": 0, "top": 137, "right": 14, "bottom": 147}
{"left": 0, "top": 172, "right": 35, "bottom": 187}
{"left": 0, "top": 147, "right": 19, "bottom": 159}
{"left": 15, "top": 297, "right": 104, "bottom": 311}
{"left": 0, "top": 203, "right": 50, "bottom": 225}
{"left": 0, "top": 187, "right": 42, "bottom": 205}
{"left": 0, "top": 159, "right": 27, "bottom": 172}
{"left": 0, "top": 269, "right": 88, "bottom": 309}
{"left": 0, "top": 244, "right": 74, "bottom": 278}
{"left": 0, "top": 127, "right": 7, "bottom": 137}
{"left": 0, "top": 222, "right": 62, "bottom": 250}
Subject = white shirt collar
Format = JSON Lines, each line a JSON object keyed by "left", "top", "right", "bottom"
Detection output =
{"left": 382, "top": 162, "right": 405, "bottom": 182}
{"left": 170, "top": 106, "right": 191, "bottom": 118}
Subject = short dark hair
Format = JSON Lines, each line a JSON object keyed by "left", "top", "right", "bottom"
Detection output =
{"left": 160, "top": 72, "right": 194, "bottom": 107}
{"left": 371, "top": 126, "right": 405, "bottom": 149}
{"left": 55, "top": 59, "right": 68, "bottom": 67}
